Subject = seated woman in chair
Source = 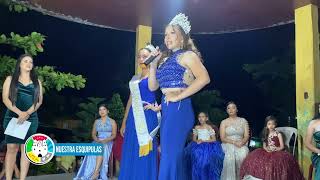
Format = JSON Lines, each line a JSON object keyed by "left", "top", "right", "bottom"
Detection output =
{"left": 240, "top": 116, "right": 303, "bottom": 180}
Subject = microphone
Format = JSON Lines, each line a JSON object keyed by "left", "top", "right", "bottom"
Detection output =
{"left": 143, "top": 44, "right": 167, "bottom": 65}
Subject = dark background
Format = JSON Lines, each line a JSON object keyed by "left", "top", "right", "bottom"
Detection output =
{"left": 0, "top": 5, "right": 295, "bottom": 135}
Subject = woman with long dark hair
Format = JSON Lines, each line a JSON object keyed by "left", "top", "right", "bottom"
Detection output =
{"left": 148, "top": 13, "right": 210, "bottom": 179}
{"left": 2, "top": 54, "right": 43, "bottom": 180}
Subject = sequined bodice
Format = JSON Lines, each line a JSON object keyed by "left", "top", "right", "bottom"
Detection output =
{"left": 267, "top": 131, "right": 280, "bottom": 149}
{"left": 225, "top": 118, "right": 246, "bottom": 141}
{"left": 96, "top": 118, "right": 113, "bottom": 139}
{"left": 156, "top": 50, "right": 191, "bottom": 89}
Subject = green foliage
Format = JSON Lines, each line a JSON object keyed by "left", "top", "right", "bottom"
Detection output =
{"left": 74, "top": 94, "right": 125, "bottom": 138}
{"left": 243, "top": 43, "right": 295, "bottom": 125}
{"left": 0, "top": 32, "right": 45, "bottom": 56}
{"left": 35, "top": 161, "right": 57, "bottom": 175}
{"left": 192, "top": 90, "right": 227, "bottom": 125}
{"left": 0, "top": 32, "right": 86, "bottom": 92}
{"left": 0, "top": 55, "right": 15, "bottom": 85}
{"left": 107, "top": 93, "right": 124, "bottom": 128}
{"left": 0, "top": 0, "right": 28, "bottom": 13}
{"left": 37, "top": 66, "right": 85, "bottom": 92}
{"left": 75, "top": 97, "right": 106, "bottom": 140}
{"left": 9, "top": 3, "right": 28, "bottom": 13}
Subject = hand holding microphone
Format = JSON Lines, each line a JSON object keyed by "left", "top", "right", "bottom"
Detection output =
{"left": 144, "top": 44, "right": 167, "bottom": 68}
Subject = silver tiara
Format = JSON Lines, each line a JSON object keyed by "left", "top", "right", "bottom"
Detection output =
{"left": 169, "top": 13, "right": 191, "bottom": 34}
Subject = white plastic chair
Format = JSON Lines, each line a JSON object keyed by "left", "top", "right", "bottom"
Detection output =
{"left": 275, "top": 127, "right": 298, "bottom": 156}
{"left": 243, "top": 175, "right": 262, "bottom": 180}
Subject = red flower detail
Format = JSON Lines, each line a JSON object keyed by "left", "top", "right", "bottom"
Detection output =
{"left": 32, "top": 135, "right": 47, "bottom": 141}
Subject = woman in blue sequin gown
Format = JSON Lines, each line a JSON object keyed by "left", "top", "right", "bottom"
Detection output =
{"left": 118, "top": 46, "right": 160, "bottom": 180}
{"left": 74, "top": 104, "right": 117, "bottom": 180}
{"left": 148, "top": 14, "right": 210, "bottom": 180}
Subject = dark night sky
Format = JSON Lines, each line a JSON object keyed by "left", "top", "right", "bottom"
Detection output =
{"left": 0, "top": 6, "right": 295, "bottom": 135}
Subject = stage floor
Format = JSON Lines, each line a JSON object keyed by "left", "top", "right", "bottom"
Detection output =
{"left": 13, "top": 173, "right": 118, "bottom": 180}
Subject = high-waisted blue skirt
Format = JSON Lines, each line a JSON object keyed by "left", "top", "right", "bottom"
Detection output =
{"left": 159, "top": 97, "right": 194, "bottom": 180}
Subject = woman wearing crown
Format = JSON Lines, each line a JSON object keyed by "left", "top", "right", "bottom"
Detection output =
{"left": 148, "top": 13, "right": 210, "bottom": 179}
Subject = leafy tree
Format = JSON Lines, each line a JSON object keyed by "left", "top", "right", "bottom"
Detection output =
{"left": 107, "top": 93, "right": 124, "bottom": 128}
{"left": 192, "top": 90, "right": 227, "bottom": 125}
{"left": 243, "top": 43, "right": 295, "bottom": 125}
{"left": 74, "top": 97, "right": 106, "bottom": 140}
{"left": 0, "top": 32, "right": 86, "bottom": 92}
{"left": 0, "top": 0, "right": 28, "bottom": 13}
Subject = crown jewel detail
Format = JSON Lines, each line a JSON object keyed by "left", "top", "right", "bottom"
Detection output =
{"left": 169, "top": 13, "right": 191, "bottom": 34}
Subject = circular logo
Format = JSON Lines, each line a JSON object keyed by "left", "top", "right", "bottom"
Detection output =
{"left": 25, "top": 133, "right": 55, "bottom": 165}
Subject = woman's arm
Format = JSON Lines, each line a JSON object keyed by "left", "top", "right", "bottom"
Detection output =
{"left": 2, "top": 76, "right": 23, "bottom": 115}
{"left": 240, "top": 119, "right": 250, "bottom": 146}
{"left": 102, "top": 119, "right": 117, "bottom": 143}
{"left": 220, "top": 121, "right": 235, "bottom": 144}
{"left": 26, "top": 79, "right": 43, "bottom": 115}
{"left": 192, "top": 127, "right": 198, "bottom": 142}
{"left": 168, "top": 52, "right": 210, "bottom": 102}
{"left": 120, "top": 94, "right": 132, "bottom": 137}
{"left": 263, "top": 142, "right": 269, "bottom": 152}
{"left": 153, "top": 104, "right": 161, "bottom": 112}
{"left": 148, "top": 65, "right": 159, "bottom": 91}
{"left": 91, "top": 120, "right": 99, "bottom": 142}
{"left": 305, "top": 121, "right": 320, "bottom": 154}
{"left": 205, "top": 136, "right": 216, "bottom": 143}
{"left": 148, "top": 50, "right": 162, "bottom": 91}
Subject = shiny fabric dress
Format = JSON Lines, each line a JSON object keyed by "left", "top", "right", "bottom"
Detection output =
{"left": 240, "top": 131, "right": 304, "bottom": 180}
{"left": 221, "top": 118, "right": 249, "bottom": 180}
{"left": 156, "top": 50, "right": 195, "bottom": 180}
{"left": 112, "top": 132, "right": 123, "bottom": 162}
{"left": 184, "top": 128, "right": 224, "bottom": 180}
{"left": 312, "top": 127, "right": 320, "bottom": 180}
{"left": 3, "top": 82, "right": 38, "bottom": 144}
{"left": 119, "top": 78, "right": 158, "bottom": 180}
{"left": 74, "top": 118, "right": 113, "bottom": 180}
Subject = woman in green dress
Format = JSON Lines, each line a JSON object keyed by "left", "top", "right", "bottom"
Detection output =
{"left": 305, "top": 104, "right": 320, "bottom": 180}
{"left": 2, "top": 54, "right": 43, "bottom": 180}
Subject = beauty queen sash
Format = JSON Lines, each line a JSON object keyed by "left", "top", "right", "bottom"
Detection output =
{"left": 129, "top": 75, "right": 160, "bottom": 157}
